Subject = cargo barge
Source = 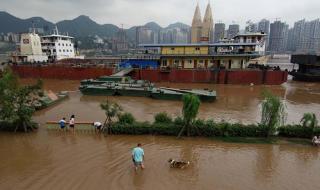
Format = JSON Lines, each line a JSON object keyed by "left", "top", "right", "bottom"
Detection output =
{"left": 290, "top": 54, "right": 320, "bottom": 82}
{"left": 79, "top": 76, "right": 216, "bottom": 102}
{"left": 9, "top": 28, "right": 288, "bottom": 85}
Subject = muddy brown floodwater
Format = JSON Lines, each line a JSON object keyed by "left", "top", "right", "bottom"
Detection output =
{"left": 19, "top": 78, "right": 320, "bottom": 124}
{"left": 0, "top": 79, "right": 319, "bottom": 190}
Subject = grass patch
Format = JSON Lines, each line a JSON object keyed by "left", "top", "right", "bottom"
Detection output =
{"left": 46, "top": 124, "right": 93, "bottom": 130}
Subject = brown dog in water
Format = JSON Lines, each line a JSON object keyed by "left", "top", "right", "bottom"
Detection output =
{"left": 168, "top": 158, "right": 190, "bottom": 169}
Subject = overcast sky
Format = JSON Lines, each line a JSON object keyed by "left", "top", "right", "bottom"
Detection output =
{"left": 1, "top": 0, "right": 320, "bottom": 28}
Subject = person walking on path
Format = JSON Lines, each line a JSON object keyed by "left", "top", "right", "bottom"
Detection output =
{"left": 132, "top": 143, "right": 145, "bottom": 171}
{"left": 69, "top": 115, "right": 75, "bottom": 134}
{"left": 59, "top": 117, "right": 66, "bottom": 131}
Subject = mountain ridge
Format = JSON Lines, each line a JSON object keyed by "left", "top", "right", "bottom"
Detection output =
{"left": 0, "top": 11, "right": 190, "bottom": 41}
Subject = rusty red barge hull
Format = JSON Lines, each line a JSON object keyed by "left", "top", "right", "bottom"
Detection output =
{"left": 11, "top": 65, "right": 288, "bottom": 85}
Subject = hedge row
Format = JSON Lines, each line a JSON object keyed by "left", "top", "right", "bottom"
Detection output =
{"left": 278, "top": 125, "right": 320, "bottom": 138}
{"left": 110, "top": 121, "right": 266, "bottom": 138}
{"left": 108, "top": 120, "right": 320, "bottom": 139}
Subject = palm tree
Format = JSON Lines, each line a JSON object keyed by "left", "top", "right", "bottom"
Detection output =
{"left": 300, "top": 113, "right": 318, "bottom": 128}
{"left": 260, "top": 90, "right": 286, "bottom": 137}
{"left": 100, "top": 100, "right": 122, "bottom": 134}
{"left": 178, "top": 94, "right": 201, "bottom": 138}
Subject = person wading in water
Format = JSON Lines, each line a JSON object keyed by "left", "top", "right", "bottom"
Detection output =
{"left": 132, "top": 143, "right": 145, "bottom": 171}
{"left": 69, "top": 115, "right": 75, "bottom": 134}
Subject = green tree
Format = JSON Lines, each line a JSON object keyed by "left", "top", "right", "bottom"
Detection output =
{"left": 100, "top": 100, "right": 122, "bottom": 133}
{"left": 178, "top": 94, "right": 201, "bottom": 137}
{"left": 260, "top": 90, "right": 286, "bottom": 137}
{"left": 0, "top": 68, "right": 42, "bottom": 132}
{"left": 300, "top": 113, "right": 318, "bottom": 128}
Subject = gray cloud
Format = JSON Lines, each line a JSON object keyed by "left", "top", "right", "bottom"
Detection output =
{"left": 1, "top": 0, "right": 320, "bottom": 28}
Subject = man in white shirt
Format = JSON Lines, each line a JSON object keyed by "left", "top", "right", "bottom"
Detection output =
{"left": 93, "top": 121, "right": 103, "bottom": 133}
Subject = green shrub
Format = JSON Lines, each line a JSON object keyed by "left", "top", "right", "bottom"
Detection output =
{"left": 313, "top": 127, "right": 320, "bottom": 136}
{"left": 152, "top": 123, "right": 181, "bottom": 136}
{"left": 108, "top": 116, "right": 317, "bottom": 139}
{"left": 110, "top": 121, "right": 180, "bottom": 136}
{"left": 174, "top": 116, "right": 184, "bottom": 126}
{"left": 300, "top": 113, "right": 318, "bottom": 128}
{"left": 118, "top": 113, "right": 135, "bottom": 125}
{"left": 154, "top": 112, "right": 172, "bottom": 124}
{"left": 278, "top": 125, "right": 313, "bottom": 138}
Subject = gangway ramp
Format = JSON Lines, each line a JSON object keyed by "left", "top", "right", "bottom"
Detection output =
{"left": 111, "top": 68, "right": 134, "bottom": 77}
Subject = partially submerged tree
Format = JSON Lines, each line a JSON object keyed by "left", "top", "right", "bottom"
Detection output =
{"left": 0, "top": 68, "right": 43, "bottom": 132}
{"left": 301, "top": 113, "right": 318, "bottom": 128}
{"left": 260, "top": 90, "right": 286, "bottom": 137}
{"left": 178, "top": 94, "right": 201, "bottom": 138}
{"left": 100, "top": 100, "right": 122, "bottom": 133}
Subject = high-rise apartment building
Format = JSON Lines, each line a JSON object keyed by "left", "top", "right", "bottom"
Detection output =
{"left": 214, "top": 23, "right": 225, "bottom": 42}
{"left": 245, "top": 20, "right": 258, "bottom": 33}
{"left": 227, "top": 24, "right": 240, "bottom": 39}
{"left": 269, "top": 21, "right": 289, "bottom": 53}
{"left": 136, "top": 26, "right": 154, "bottom": 46}
{"left": 288, "top": 19, "right": 320, "bottom": 53}
{"left": 258, "top": 19, "right": 270, "bottom": 50}
{"left": 258, "top": 19, "right": 270, "bottom": 34}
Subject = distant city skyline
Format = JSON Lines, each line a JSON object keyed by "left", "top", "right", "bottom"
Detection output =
{"left": 0, "top": 0, "right": 320, "bottom": 28}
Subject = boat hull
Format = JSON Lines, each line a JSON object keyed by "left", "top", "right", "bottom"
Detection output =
{"left": 291, "top": 72, "right": 320, "bottom": 82}
{"left": 80, "top": 87, "right": 116, "bottom": 96}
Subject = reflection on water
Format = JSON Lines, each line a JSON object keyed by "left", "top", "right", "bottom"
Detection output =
{"left": 0, "top": 131, "right": 319, "bottom": 190}
{"left": 19, "top": 79, "right": 320, "bottom": 125}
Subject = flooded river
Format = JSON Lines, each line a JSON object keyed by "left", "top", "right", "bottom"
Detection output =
{"left": 0, "top": 131, "right": 319, "bottom": 190}
{"left": 23, "top": 79, "right": 320, "bottom": 125}
{"left": 0, "top": 79, "right": 319, "bottom": 190}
